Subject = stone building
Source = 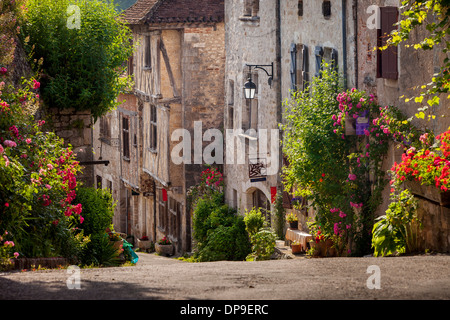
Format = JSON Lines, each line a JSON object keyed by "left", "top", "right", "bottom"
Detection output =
{"left": 223, "top": 0, "right": 282, "bottom": 225}
{"left": 92, "top": 0, "right": 225, "bottom": 254}
{"left": 356, "top": 0, "right": 450, "bottom": 251}
{"left": 223, "top": 0, "right": 357, "bottom": 227}
{"left": 279, "top": 0, "right": 358, "bottom": 231}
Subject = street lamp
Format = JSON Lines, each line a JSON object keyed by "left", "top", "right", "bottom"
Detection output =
{"left": 243, "top": 78, "right": 257, "bottom": 99}
{"left": 243, "top": 62, "right": 274, "bottom": 100}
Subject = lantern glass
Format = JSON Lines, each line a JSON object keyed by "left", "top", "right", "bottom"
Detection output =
{"left": 244, "top": 79, "right": 257, "bottom": 99}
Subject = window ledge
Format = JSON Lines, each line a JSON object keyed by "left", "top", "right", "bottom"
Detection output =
{"left": 143, "top": 67, "right": 153, "bottom": 71}
{"left": 122, "top": 156, "right": 131, "bottom": 162}
{"left": 239, "top": 15, "right": 260, "bottom": 23}
{"left": 148, "top": 148, "right": 158, "bottom": 154}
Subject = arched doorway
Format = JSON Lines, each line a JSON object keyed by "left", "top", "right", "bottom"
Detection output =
{"left": 252, "top": 188, "right": 271, "bottom": 226}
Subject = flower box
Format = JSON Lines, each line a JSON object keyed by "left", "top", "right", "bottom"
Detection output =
{"left": 155, "top": 243, "right": 173, "bottom": 256}
{"left": 356, "top": 110, "right": 369, "bottom": 135}
{"left": 406, "top": 181, "right": 450, "bottom": 206}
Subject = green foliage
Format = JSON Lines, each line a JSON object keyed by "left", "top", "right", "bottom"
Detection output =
{"left": 74, "top": 187, "right": 115, "bottom": 236}
{"left": 73, "top": 187, "right": 118, "bottom": 266}
{"left": 372, "top": 189, "right": 420, "bottom": 257}
{"left": 81, "top": 233, "right": 121, "bottom": 267}
{"left": 387, "top": 1, "right": 450, "bottom": 114}
{"left": 198, "top": 218, "right": 250, "bottom": 262}
{"left": 273, "top": 191, "right": 286, "bottom": 240}
{"left": 21, "top": 0, "right": 134, "bottom": 120}
{"left": 243, "top": 207, "right": 266, "bottom": 239}
{"left": 246, "top": 228, "right": 277, "bottom": 261}
{"left": 282, "top": 66, "right": 419, "bottom": 256}
{"left": 1, "top": 72, "right": 84, "bottom": 261}
{"left": 192, "top": 190, "right": 251, "bottom": 262}
{"left": 244, "top": 207, "right": 277, "bottom": 261}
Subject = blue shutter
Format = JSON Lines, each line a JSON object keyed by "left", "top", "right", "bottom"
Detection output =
{"left": 331, "top": 48, "right": 338, "bottom": 71}
{"left": 301, "top": 44, "right": 309, "bottom": 90}
{"left": 314, "top": 46, "right": 324, "bottom": 78}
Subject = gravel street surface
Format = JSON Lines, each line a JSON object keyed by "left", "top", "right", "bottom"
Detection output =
{"left": 1, "top": 253, "right": 449, "bottom": 300}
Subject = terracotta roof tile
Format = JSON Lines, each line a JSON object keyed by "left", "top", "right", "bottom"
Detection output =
{"left": 147, "top": 0, "right": 224, "bottom": 24}
{"left": 123, "top": 0, "right": 224, "bottom": 25}
{"left": 122, "top": 0, "right": 159, "bottom": 24}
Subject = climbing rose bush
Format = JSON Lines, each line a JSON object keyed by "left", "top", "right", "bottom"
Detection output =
{"left": 0, "top": 70, "right": 84, "bottom": 259}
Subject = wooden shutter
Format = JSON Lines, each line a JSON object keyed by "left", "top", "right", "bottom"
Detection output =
{"left": 314, "top": 46, "right": 324, "bottom": 78}
{"left": 290, "top": 43, "right": 297, "bottom": 91}
{"left": 300, "top": 44, "right": 308, "bottom": 90}
{"left": 331, "top": 48, "right": 338, "bottom": 71}
{"left": 378, "top": 7, "right": 399, "bottom": 79}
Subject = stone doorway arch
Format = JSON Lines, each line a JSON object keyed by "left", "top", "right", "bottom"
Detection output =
{"left": 245, "top": 187, "right": 271, "bottom": 226}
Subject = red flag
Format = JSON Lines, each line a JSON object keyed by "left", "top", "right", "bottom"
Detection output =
{"left": 162, "top": 188, "right": 168, "bottom": 202}
{"left": 270, "top": 187, "right": 277, "bottom": 204}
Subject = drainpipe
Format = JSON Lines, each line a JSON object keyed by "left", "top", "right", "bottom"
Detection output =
{"left": 276, "top": 0, "right": 282, "bottom": 185}
{"left": 353, "top": 0, "right": 358, "bottom": 89}
{"left": 342, "top": 0, "right": 348, "bottom": 89}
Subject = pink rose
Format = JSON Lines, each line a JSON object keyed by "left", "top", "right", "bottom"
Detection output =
{"left": 32, "top": 79, "right": 40, "bottom": 89}
{"left": 26, "top": 138, "right": 32, "bottom": 144}
{"left": 348, "top": 174, "right": 357, "bottom": 181}
{"left": 3, "top": 140, "right": 17, "bottom": 148}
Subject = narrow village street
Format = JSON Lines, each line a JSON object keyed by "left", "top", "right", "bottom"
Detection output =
{"left": 1, "top": 253, "right": 449, "bottom": 300}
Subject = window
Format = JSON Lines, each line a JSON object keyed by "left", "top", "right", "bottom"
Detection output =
{"left": 228, "top": 106, "right": 234, "bottom": 129}
{"left": 377, "top": 7, "right": 399, "bottom": 80}
{"left": 168, "top": 197, "right": 181, "bottom": 242}
{"left": 107, "top": 180, "right": 112, "bottom": 191}
{"left": 227, "top": 79, "right": 234, "bottom": 106}
{"left": 127, "top": 39, "right": 134, "bottom": 77}
{"left": 322, "top": 1, "right": 331, "bottom": 18}
{"left": 298, "top": 0, "right": 303, "bottom": 16}
{"left": 122, "top": 116, "right": 130, "bottom": 159}
{"left": 144, "top": 35, "right": 152, "bottom": 69}
{"left": 96, "top": 175, "right": 102, "bottom": 189}
{"left": 158, "top": 189, "right": 167, "bottom": 231}
{"left": 290, "top": 43, "right": 309, "bottom": 92}
{"left": 243, "top": 0, "right": 259, "bottom": 17}
{"left": 149, "top": 105, "right": 157, "bottom": 151}
{"left": 314, "top": 46, "right": 338, "bottom": 79}
{"left": 233, "top": 189, "right": 238, "bottom": 209}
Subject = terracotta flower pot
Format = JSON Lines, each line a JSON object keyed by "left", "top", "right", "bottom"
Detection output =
{"left": 291, "top": 244, "right": 302, "bottom": 254}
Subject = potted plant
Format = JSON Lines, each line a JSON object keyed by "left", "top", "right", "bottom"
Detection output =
{"left": 291, "top": 240, "right": 302, "bottom": 254}
{"left": 155, "top": 236, "right": 173, "bottom": 256}
{"left": 286, "top": 213, "right": 298, "bottom": 229}
{"left": 137, "top": 235, "right": 153, "bottom": 251}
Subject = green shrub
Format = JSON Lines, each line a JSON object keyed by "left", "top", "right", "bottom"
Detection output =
{"left": 192, "top": 191, "right": 251, "bottom": 262}
{"left": 21, "top": 0, "right": 134, "bottom": 120}
{"left": 74, "top": 187, "right": 115, "bottom": 236}
{"left": 244, "top": 207, "right": 266, "bottom": 239}
{"left": 246, "top": 228, "right": 277, "bottom": 261}
{"left": 73, "top": 187, "right": 117, "bottom": 266}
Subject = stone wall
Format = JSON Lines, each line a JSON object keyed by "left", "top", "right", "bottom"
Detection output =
{"left": 224, "top": 0, "right": 280, "bottom": 217}
{"left": 46, "top": 108, "right": 94, "bottom": 187}
{"left": 416, "top": 199, "right": 450, "bottom": 253}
